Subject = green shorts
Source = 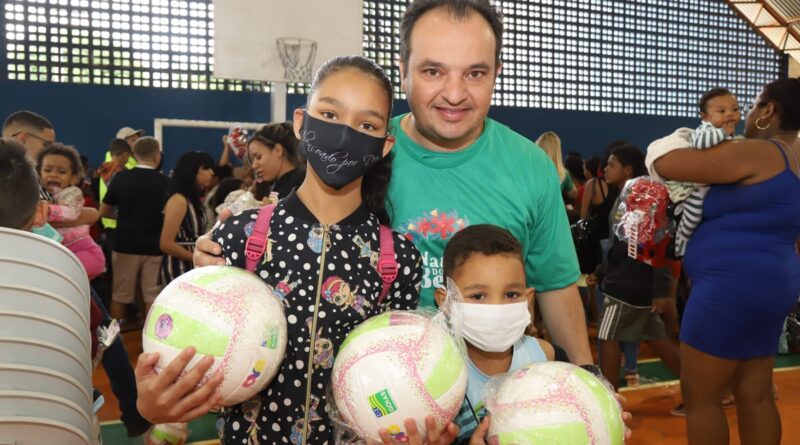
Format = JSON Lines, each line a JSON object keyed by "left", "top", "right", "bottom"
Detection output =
{"left": 597, "top": 294, "right": 667, "bottom": 342}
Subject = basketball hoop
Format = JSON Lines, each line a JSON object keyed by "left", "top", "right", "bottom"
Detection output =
{"left": 276, "top": 37, "right": 318, "bottom": 83}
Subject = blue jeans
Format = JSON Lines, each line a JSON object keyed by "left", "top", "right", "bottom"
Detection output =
{"left": 596, "top": 239, "right": 639, "bottom": 373}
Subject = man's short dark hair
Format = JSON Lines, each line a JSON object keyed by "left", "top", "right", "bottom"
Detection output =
{"left": 443, "top": 224, "right": 522, "bottom": 281}
{"left": 698, "top": 87, "right": 733, "bottom": 114}
{"left": 3, "top": 110, "right": 53, "bottom": 133}
{"left": 400, "top": 0, "right": 503, "bottom": 73}
{"left": 108, "top": 138, "right": 132, "bottom": 157}
{"left": 132, "top": 136, "right": 160, "bottom": 161}
{"left": 0, "top": 139, "right": 41, "bottom": 229}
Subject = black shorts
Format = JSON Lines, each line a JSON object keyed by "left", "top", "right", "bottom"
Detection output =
{"left": 597, "top": 294, "right": 667, "bottom": 342}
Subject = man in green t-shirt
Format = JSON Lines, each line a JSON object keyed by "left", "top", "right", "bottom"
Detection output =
{"left": 194, "top": 0, "right": 592, "bottom": 367}
{"left": 389, "top": 0, "right": 592, "bottom": 365}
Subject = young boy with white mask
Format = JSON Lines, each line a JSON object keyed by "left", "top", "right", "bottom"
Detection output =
{"left": 435, "top": 225, "right": 632, "bottom": 444}
{"left": 434, "top": 225, "right": 555, "bottom": 443}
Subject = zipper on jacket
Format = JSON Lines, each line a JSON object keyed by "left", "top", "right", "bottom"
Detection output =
{"left": 301, "top": 224, "right": 330, "bottom": 445}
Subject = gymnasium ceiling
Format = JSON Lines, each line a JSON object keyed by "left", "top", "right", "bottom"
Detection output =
{"left": 728, "top": 0, "right": 800, "bottom": 64}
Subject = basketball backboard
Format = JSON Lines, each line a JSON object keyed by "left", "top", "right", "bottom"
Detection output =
{"left": 213, "top": 0, "right": 364, "bottom": 83}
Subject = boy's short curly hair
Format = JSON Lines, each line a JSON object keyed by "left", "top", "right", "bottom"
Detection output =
{"left": 442, "top": 224, "right": 523, "bottom": 282}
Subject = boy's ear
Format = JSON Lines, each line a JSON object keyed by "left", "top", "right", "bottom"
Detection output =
{"left": 525, "top": 287, "right": 535, "bottom": 305}
{"left": 25, "top": 200, "right": 48, "bottom": 230}
{"left": 434, "top": 287, "right": 447, "bottom": 309}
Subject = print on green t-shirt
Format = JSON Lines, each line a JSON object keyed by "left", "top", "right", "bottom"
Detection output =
{"left": 387, "top": 114, "right": 579, "bottom": 308}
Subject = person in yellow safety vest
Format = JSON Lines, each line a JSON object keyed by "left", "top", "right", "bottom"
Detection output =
{"left": 108, "top": 127, "right": 142, "bottom": 169}
{"left": 98, "top": 138, "right": 133, "bottom": 229}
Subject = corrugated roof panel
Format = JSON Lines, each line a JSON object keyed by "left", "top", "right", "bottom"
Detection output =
{"left": 787, "top": 34, "right": 800, "bottom": 50}
{"left": 761, "top": 26, "right": 789, "bottom": 47}
{"left": 734, "top": 3, "right": 763, "bottom": 21}
{"left": 728, "top": 0, "right": 800, "bottom": 64}
{"left": 755, "top": 8, "right": 780, "bottom": 26}
{"left": 766, "top": 0, "right": 800, "bottom": 21}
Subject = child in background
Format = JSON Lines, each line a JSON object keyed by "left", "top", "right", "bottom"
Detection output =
{"left": 433, "top": 224, "right": 555, "bottom": 443}
{"left": 96, "top": 138, "right": 132, "bottom": 230}
{"left": 598, "top": 145, "right": 681, "bottom": 392}
{"left": 96, "top": 138, "right": 132, "bottom": 189}
{"left": 671, "top": 88, "right": 741, "bottom": 256}
{"left": 37, "top": 143, "right": 106, "bottom": 279}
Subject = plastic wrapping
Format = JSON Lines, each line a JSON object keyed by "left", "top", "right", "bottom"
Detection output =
{"left": 327, "top": 308, "right": 469, "bottom": 443}
{"left": 484, "top": 362, "right": 624, "bottom": 445}
{"left": 227, "top": 125, "right": 250, "bottom": 161}
{"left": 145, "top": 422, "right": 189, "bottom": 445}
{"left": 215, "top": 190, "right": 279, "bottom": 217}
{"left": 613, "top": 176, "right": 672, "bottom": 267}
{"left": 142, "top": 266, "right": 288, "bottom": 406}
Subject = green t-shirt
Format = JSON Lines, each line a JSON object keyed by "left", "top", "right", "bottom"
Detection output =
{"left": 387, "top": 115, "right": 579, "bottom": 308}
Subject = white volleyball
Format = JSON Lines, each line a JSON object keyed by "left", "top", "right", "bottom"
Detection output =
{"left": 142, "top": 266, "right": 287, "bottom": 406}
{"left": 331, "top": 311, "right": 467, "bottom": 442}
{"left": 145, "top": 423, "right": 188, "bottom": 445}
{"left": 486, "top": 361, "right": 623, "bottom": 445}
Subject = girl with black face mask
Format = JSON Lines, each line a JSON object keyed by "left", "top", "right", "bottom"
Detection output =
{"left": 135, "top": 56, "right": 437, "bottom": 444}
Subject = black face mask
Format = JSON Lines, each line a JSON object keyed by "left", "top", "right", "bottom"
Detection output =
{"left": 299, "top": 111, "right": 387, "bottom": 190}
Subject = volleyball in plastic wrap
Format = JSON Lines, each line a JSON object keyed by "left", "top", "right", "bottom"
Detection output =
{"left": 331, "top": 311, "right": 468, "bottom": 442}
{"left": 145, "top": 422, "right": 188, "bottom": 445}
{"left": 613, "top": 176, "right": 672, "bottom": 267}
{"left": 227, "top": 125, "right": 250, "bottom": 161}
{"left": 486, "top": 362, "right": 623, "bottom": 445}
{"left": 142, "top": 266, "right": 288, "bottom": 406}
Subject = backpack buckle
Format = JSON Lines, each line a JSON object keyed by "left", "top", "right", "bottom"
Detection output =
{"left": 244, "top": 236, "right": 266, "bottom": 261}
{"left": 377, "top": 259, "right": 398, "bottom": 283}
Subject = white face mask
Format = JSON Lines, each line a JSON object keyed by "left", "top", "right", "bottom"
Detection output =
{"left": 452, "top": 301, "right": 530, "bottom": 352}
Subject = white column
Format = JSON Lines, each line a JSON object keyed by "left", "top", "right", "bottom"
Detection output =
{"left": 271, "top": 81, "right": 288, "bottom": 123}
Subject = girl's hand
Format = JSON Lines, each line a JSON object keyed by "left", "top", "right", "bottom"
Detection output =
{"left": 135, "top": 347, "right": 224, "bottom": 424}
{"left": 373, "top": 417, "right": 459, "bottom": 445}
{"left": 193, "top": 233, "right": 226, "bottom": 267}
{"left": 468, "top": 416, "right": 491, "bottom": 444}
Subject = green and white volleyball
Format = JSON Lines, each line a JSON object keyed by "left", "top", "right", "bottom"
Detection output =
{"left": 486, "top": 362, "right": 624, "bottom": 445}
{"left": 331, "top": 311, "right": 468, "bottom": 442}
{"left": 142, "top": 266, "right": 288, "bottom": 406}
{"left": 144, "top": 422, "right": 188, "bottom": 445}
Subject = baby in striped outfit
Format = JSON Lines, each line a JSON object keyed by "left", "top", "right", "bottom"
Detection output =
{"left": 670, "top": 88, "right": 741, "bottom": 256}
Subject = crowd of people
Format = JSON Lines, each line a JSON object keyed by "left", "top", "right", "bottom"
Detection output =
{"left": 0, "top": 0, "right": 798, "bottom": 444}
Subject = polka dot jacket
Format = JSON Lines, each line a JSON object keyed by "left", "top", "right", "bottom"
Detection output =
{"left": 211, "top": 192, "right": 422, "bottom": 445}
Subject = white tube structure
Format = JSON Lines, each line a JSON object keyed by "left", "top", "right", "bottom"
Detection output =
{"left": 153, "top": 119, "right": 266, "bottom": 145}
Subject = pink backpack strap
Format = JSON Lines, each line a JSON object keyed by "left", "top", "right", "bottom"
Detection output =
{"left": 245, "top": 204, "right": 275, "bottom": 273}
{"left": 377, "top": 225, "right": 398, "bottom": 305}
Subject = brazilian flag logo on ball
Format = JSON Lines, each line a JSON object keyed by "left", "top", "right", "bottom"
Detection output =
{"left": 369, "top": 389, "right": 397, "bottom": 418}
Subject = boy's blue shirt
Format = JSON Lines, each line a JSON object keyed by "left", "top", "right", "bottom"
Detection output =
{"left": 453, "top": 335, "right": 549, "bottom": 444}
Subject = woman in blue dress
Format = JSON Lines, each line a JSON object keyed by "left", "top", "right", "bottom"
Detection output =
{"left": 653, "top": 78, "right": 800, "bottom": 445}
